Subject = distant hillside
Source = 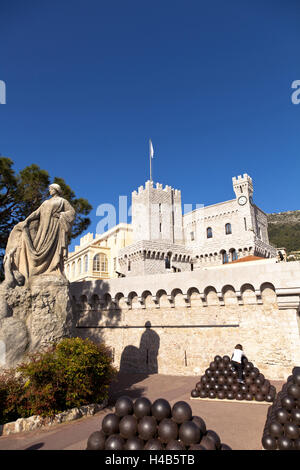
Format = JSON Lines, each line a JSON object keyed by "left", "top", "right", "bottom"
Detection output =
{"left": 267, "top": 210, "right": 300, "bottom": 253}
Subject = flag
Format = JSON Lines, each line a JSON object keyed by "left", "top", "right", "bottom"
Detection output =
{"left": 149, "top": 139, "right": 154, "bottom": 158}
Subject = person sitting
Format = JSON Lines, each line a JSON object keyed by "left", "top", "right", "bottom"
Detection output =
{"left": 231, "top": 344, "right": 247, "bottom": 384}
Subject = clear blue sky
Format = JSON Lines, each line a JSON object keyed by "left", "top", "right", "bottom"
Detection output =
{"left": 0, "top": 0, "right": 299, "bottom": 249}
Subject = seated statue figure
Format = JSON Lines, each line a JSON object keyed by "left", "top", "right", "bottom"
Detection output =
{"left": 4, "top": 183, "right": 75, "bottom": 284}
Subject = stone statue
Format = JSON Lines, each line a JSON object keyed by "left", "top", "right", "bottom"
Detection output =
{"left": 4, "top": 183, "right": 75, "bottom": 284}
{"left": 0, "top": 184, "right": 76, "bottom": 368}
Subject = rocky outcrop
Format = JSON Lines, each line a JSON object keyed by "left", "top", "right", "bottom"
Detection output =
{"left": 0, "top": 274, "right": 76, "bottom": 369}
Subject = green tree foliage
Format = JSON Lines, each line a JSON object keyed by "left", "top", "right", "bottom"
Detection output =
{"left": 0, "top": 338, "right": 116, "bottom": 423}
{"left": 268, "top": 222, "right": 300, "bottom": 253}
{"left": 0, "top": 156, "right": 92, "bottom": 277}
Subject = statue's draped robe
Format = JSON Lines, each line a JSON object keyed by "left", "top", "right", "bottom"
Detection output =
{"left": 6, "top": 196, "right": 75, "bottom": 280}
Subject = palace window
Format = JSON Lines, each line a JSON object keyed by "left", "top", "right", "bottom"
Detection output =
{"left": 222, "top": 252, "right": 229, "bottom": 264}
{"left": 165, "top": 254, "right": 171, "bottom": 269}
{"left": 225, "top": 223, "right": 232, "bottom": 235}
{"left": 84, "top": 255, "right": 88, "bottom": 272}
{"left": 93, "top": 254, "right": 100, "bottom": 271}
{"left": 190, "top": 231, "right": 195, "bottom": 241}
{"left": 207, "top": 227, "right": 213, "bottom": 238}
{"left": 100, "top": 253, "right": 108, "bottom": 272}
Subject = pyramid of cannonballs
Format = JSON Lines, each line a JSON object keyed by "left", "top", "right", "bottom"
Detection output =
{"left": 86, "top": 395, "right": 232, "bottom": 450}
{"left": 262, "top": 367, "right": 300, "bottom": 450}
{"left": 191, "top": 355, "right": 276, "bottom": 403}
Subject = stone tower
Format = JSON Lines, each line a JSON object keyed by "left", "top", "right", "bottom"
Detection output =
{"left": 132, "top": 181, "right": 184, "bottom": 244}
{"left": 232, "top": 174, "right": 256, "bottom": 235}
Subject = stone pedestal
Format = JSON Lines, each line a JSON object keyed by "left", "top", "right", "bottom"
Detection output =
{"left": 0, "top": 275, "right": 76, "bottom": 369}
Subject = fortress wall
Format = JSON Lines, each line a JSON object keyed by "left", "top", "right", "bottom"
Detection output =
{"left": 70, "top": 261, "right": 300, "bottom": 380}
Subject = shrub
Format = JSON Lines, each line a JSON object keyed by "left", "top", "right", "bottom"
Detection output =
{"left": 0, "top": 369, "right": 26, "bottom": 424}
{"left": 16, "top": 337, "right": 116, "bottom": 418}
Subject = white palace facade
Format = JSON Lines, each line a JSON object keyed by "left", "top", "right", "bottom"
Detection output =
{"left": 65, "top": 173, "right": 277, "bottom": 281}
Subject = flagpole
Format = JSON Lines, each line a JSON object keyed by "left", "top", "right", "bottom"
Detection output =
{"left": 149, "top": 139, "right": 152, "bottom": 182}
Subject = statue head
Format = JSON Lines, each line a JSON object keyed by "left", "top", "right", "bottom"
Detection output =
{"left": 49, "top": 183, "right": 62, "bottom": 196}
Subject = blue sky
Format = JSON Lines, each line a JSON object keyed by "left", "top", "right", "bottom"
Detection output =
{"left": 0, "top": 0, "right": 299, "bottom": 250}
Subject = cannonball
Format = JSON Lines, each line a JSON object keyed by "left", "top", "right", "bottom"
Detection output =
{"left": 102, "top": 413, "right": 120, "bottom": 435}
{"left": 269, "top": 421, "right": 284, "bottom": 439}
{"left": 227, "top": 376, "right": 234, "bottom": 386}
{"left": 293, "top": 370, "right": 300, "bottom": 387}
{"left": 227, "top": 391, "right": 235, "bottom": 400}
{"left": 223, "top": 355, "right": 231, "bottom": 364}
{"left": 196, "top": 381, "right": 202, "bottom": 391}
{"left": 236, "top": 392, "right": 244, "bottom": 401}
{"left": 86, "top": 430, "right": 106, "bottom": 450}
{"left": 199, "top": 435, "right": 216, "bottom": 450}
{"left": 205, "top": 430, "right": 221, "bottom": 449}
{"left": 165, "top": 439, "right": 186, "bottom": 450}
{"left": 217, "top": 390, "right": 226, "bottom": 400}
{"left": 119, "top": 415, "right": 138, "bottom": 439}
{"left": 192, "top": 416, "right": 206, "bottom": 435}
{"left": 209, "top": 376, "right": 217, "bottom": 386}
{"left": 281, "top": 396, "right": 295, "bottom": 411}
{"left": 178, "top": 421, "right": 201, "bottom": 446}
{"left": 199, "top": 389, "right": 208, "bottom": 398}
{"left": 231, "top": 383, "right": 239, "bottom": 393}
{"left": 265, "top": 394, "right": 274, "bottom": 403}
{"left": 284, "top": 422, "right": 300, "bottom": 440}
{"left": 293, "top": 438, "right": 300, "bottom": 450}
{"left": 201, "top": 375, "right": 208, "bottom": 385}
{"left": 223, "top": 384, "right": 229, "bottom": 392}
{"left": 218, "top": 375, "right": 226, "bottom": 386}
{"left": 144, "top": 438, "right": 164, "bottom": 450}
{"left": 214, "top": 369, "right": 221, "bottom": 378}
{"left": 261, "top": 381, "right": 270, "bottom": 395}
{"left": 133, "top": 397, "right": 152, "bottom": 418}
{"left": 245, "top": 392, "right": 253, "bottom": 401}
{"left": 210, "top": 361, "right": 217, "bottom": 371}
{"left": 277, "top": 435, "right": 293, "bottom": 451}
{"left": 250, "top": 369, "right": 258, "bottom": 379}
{"left": 261, "top": 434, "right": 277, "bottom": 450}
{"left": 208, "top": 390, "right": 216, "bottom": 399}
{"left": 138, "top": 416, "right": 157, "bottom": 440}
{"left": 205, "top": 368, "right": 213, "bottom": 378}
{"left": 151, "top": 398, "right": 171, "bottom": 421}
{"left": 220, "top": 443, "right": 232, "bottom": 450}
{"left": 158, "top": 418, "right": 178, "bottom": 444}
{"left": 124, "top": 436, "right": 144, "bottom": 450}
{"left": 213, "top": 384, "right": 220, "bottom": 392}
{"left": 275, "top": 408, "right": 290, "bottom": 425}
{"left": 204, "top": 383, "right": 211, "bottom": 391}
{"left": 245, "top": 376, "right": 253, "bottom": 386}
{"left": 115, "top": 396, "right": 133, "bottom": 417}
{"left": 287, "top": 383, "right": 300, "bottom": 400}
{"left": 214, "top": 355, "right": 222, "bottom": 363}
{"left": 104, "top": 434, "right": 125, "bottom": 450}
{"left": 231, "top": 369, "right": 238, "bottom": 379}
{"left": 223, "top": 369, "right": 230, "bottom": 378}
{"left": 191, "top": 389, "right": 199, "bottom": 398}
{"left": 218, "top": 361, "right": 225, "bottom": 371}
{"left": 291, "top": 408, "right": 300, "bottom": 425}
{"left": 249, "top": 384, "right": 257, "bottom": 395}
{"left": 241, "top": 384, "right": 247, "bottom": 393}
{"left": 171, "top": 401, "right": 192, "bottom": 424}
{"left": 255, "top": 377, "right": 264, "bottom": 387}
{"left": 255, "top": 392, "right": 264, "bottom": 402}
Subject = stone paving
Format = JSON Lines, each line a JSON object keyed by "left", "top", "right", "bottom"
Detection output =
{"left": 0, "top": 373, "right": 284, "bottom": 451}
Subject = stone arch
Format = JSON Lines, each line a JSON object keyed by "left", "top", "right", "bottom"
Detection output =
{"left": 156, "top": 289, "right": 169, "bottom": 308}
{"left": 79, "top": 294, "right": 88, "bottom": 311}
{"left": 103, "top": 293, "right": 112, "bottom": 309}
{"left": 260, "top": 282, "right": 277, "bottom": 304}
{"left": 222, "top": 285, "right": 237, "bottom": 305}
{"left": 128, "top": 291, "right": 139, "bottom": 309}
{"left": 115, "top": 292, "right": 126, "bottom": 309}
{"left": 91, "top": 294, "right": 100, "bottom": 310}
{"left": 241, "top": 283, "right": 256, "bottom": 304}
{"left": 171, "top": 288, "right": 185, "bottom": 307}
{"left": 187, "top": 287, "right": 202, "bottom": 307}
{"left": 204, "top": 286, "right": 219, "bottom": 306}
{"left": 141, "top": 290, "right": 155, "bottom": 308}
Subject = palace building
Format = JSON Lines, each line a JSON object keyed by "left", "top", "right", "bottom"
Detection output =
{"left": 65, "top": 173, "right": 277, "bottom": 281}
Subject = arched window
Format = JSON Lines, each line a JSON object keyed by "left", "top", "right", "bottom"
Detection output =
{"left": 84, "top": 255, "right": 88, "bottom": 272}
{"left": 231, "top": 250, "right": 238, "bottom": 261}
{"left": 207, "top": 227, "right": 213, "bottom": 238}
{"left": 72, "top": 261, "right": 75, "bottom": 278}
{"left": 93, "top": 254, "right": 100, "bottom": 271}
{"left": 77, "top": 258, "right": 82, "bottom": 275}
{"left": 165, "top": 253, "right": 171, "bottom": 269}
{"left": 222, "top": 252, "right": 229, "bottom": 264}
{"left": 225, "top": 223, "right": 232, "bottom": 235}
{"left": 100, "top": 253, "right": 108, "bottom": 272}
